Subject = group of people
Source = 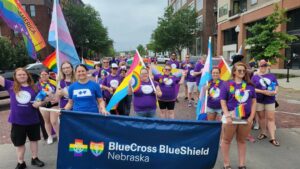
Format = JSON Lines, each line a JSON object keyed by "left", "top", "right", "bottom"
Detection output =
{"left": 0, "top": 53, "right": 280, "bottom": 169}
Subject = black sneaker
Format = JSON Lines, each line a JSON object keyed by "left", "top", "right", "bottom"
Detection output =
{"left": 175, "top": 98, "right": 179, "bottom": 103}
{"left": 15, "top": 162, "right": 27, "bottom": 169}
{"left": 184, "top": 97, "right": 188, "bottom": 101}
{"left": 31, "top": 157, "right": 45, "bottom": 167}
{"left": 191, "top": 98, "right": 195, "bottom": 101}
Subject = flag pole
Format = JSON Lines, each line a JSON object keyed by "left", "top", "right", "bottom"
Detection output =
{"left": 136, "top": 49, "right": 157, "bottom": 92}
{"left": 53, "top": 0, "right": 60, "bottom": 84}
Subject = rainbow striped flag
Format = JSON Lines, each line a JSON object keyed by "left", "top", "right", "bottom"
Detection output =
{"left": 218, "top": 56, "right": 231, "bottom": 81}
{"left": 43, "top": 52, "right": 57, "bottom": 72}
{"left": 0, "top": 0, "right": 46, "bottom": 58}
{"left": 48, "top": 0, "right": 80, "bottom": 73}
{"left": 81, "top": 58, "right": 95, "bottom": 69}
{"left": 151, "top": 65, "right": 183, "bottom": 77}
{"left": 106, "top": 52, "right": 143, "bottom": 111}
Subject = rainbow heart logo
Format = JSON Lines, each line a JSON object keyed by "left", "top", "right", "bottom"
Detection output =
{"left": 90, "top": 142, "right": 104, "bottom": 157}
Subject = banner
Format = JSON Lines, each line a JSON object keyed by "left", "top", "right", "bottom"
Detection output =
{"left": 57, "top": 111, "right": 222, "bottom": 169}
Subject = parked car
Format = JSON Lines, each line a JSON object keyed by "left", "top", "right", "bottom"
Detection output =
{"left": 0, "top": 63, "right": 48, "bottom": 99}
{"left": 157, "top": 55, "right": 170, "bottom": 63}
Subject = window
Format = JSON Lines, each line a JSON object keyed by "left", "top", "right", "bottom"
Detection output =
{"left": 196, "top": 0, "right": 203, "bottom": 11}
{"left": 196, "top": 37, "right": 202, "bottom": 56}
{"left": 287, "top": 9, "right": 300, "bottom": 32}
{"left": 188, "top": 1, "right": 195, "bottom": 10}
{"left": 223, "top": 28, "right": 238, "bottom": 45}
{"left": 219, "top": 4, "right": 228, "bottom": 18}
{"left": 30, "top": 5, "right": 36, "bottom": 17}
{"left": 197, "top": 15, "right": 203, "bottom": 31}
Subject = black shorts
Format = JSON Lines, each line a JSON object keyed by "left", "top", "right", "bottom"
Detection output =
{"left": 11, "top": 123, "right": 41, "bottom": 147}
{"left": 158, "top": 101, "right": 175, "bottom": 110}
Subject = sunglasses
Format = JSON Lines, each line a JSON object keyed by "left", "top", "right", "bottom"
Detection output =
{"left": 103, "top": 62, "right": 109, "bottom": 63}
{"left": 236, "top": 69, "right": 246, "bottom": 74}
{"left": 112, "top": 68, "right": 118, "bottom": 70}
{"left": 165, "top": 69, "right": 171, "bottom": 71}
{"left": 260, "top": 64, "right": 268, "bottom": 67}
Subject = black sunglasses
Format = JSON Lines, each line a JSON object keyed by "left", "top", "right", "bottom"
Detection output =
{"left": 236, "top": 69, "right": 246, "bottom": 74}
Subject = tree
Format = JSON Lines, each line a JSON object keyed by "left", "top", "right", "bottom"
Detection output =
{"left": 146, "top": 38, "right": 163, "bottom": 57}
{"left": 246, "top": 5, "right": 298, "bottom": 63}
{"left": 151, "top": 7, "right": 198, "bottom": 60}
{"left": 137, "top": 44, "right": 147, "bottom": 56}
{"left": 0, "top": 37, "right": 33, "bottom": 70}
{"left": 63, "top": 3, "right": 114, "bottom": 57}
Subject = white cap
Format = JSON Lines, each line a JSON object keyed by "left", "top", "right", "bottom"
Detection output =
{"left": 111, "top": 63, "right": 118, "bottom": 68}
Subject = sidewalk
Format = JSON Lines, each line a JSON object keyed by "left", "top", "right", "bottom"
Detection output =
{"left": 1, "top": 128, "right": 300, "bottom": 169}
{"left": 271, "top": 69, "right": 300, "bottom": 90}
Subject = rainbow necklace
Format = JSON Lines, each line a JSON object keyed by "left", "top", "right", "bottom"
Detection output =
{"left": 229, "top": 81, "right": 247, "bottom": 119}
{"left": 209, "top": 79, "right": 220, "bottom": 98}
{"left": 40, "top": 81, "right": 51, "bottom": 92}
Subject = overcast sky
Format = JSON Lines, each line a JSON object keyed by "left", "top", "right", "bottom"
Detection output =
{"left": 81, "top": 0, "right": 167, "bottom": 52}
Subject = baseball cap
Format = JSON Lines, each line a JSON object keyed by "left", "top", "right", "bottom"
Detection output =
{"left": 111, "top": 63, "right": 118, "bottom": 68}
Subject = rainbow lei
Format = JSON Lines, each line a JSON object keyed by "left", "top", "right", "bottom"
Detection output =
{"left": 40, "top": 82, "right": 51, "bottom": 92}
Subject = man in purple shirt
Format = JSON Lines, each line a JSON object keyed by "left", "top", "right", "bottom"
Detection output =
{"left": 167, "top": 53, "right": 180, "bottom": 69}
{"left": 181, "top": 54, "right": 196, "bottom": 106}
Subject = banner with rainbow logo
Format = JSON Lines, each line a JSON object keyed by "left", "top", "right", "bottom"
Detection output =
{"left": 57, "top": 111, "right": 221, "bottom": 169}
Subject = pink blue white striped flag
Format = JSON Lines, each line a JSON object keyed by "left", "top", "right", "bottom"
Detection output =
{"left": 196, "top": 37, "right": 213, "bottom": 120}
{"left": 48, "top": 0, "right": 80, "bottom": 71}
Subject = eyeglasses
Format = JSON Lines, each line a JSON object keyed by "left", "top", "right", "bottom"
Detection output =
{"left": 62, "top": 67, "right": 71, "bottom": 70}
{"left": 259, "top": 64, "right": 268, "bottom": 67}
{"left": 165, "top": 69, "right": 171, "bottom": 71}
{"left": 112, "top": 68, "right": 118, "bottom": 70}
{"left": 103, "top": 62, "right": 109, "bottom": 63}
{"left": 236, "top": 69, "right": 246, "bottom": 74}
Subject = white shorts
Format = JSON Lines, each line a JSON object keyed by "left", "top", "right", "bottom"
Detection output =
{"left": 187, "top": 82, "right": 197, "bottom": 93}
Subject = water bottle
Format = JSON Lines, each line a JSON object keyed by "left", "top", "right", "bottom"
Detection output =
{"left": 35, "top": 90, "right": 47, "bottom": 101}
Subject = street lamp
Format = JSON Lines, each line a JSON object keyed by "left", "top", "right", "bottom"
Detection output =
{"left": 235, "top": 25, "right": 240, "bottom": 53}
{"left": 287, "top": 53, "right": 298, "bottom": 82}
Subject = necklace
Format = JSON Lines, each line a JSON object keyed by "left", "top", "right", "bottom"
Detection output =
{"left": 208, "top": 79, "right": 220, "bottom": 98}
{"left": 229, "top": 80, "right": 247, "bottom": 119}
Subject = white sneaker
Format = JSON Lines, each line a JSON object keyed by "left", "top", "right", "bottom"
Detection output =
{"left": 188, "top": 101, "right": 192, "bottom": 107}
{"left": 47, "top": 136, "right": 53, "bottom": 145}
{"left": 253, "top": 122, "right": 259, "bottom": 130}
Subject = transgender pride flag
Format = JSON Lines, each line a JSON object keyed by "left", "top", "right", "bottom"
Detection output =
{"left": 48, "top": 0, "right": 80, "bottom": 72}
{"left": 196, "top": 37, "right": 213, "bottom": 120}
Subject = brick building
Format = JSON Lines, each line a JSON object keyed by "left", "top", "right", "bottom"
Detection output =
{"left": 0, "top": 0, "right": 83, "bottom": 60}
{"left": 168, "top": 0, "right": 218, "bottom": 57}
{"left": 217, "top": 0, "right": 300, "bottom": 69}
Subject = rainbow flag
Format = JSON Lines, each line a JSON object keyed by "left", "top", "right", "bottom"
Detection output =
{"left": 43, "top": 52, "right": 57, "bottom": 72}
{"left": 81, "top": 58, "right": 95, "bottom": 69}
{"left": 0, "top": 0, "right": 46, "bottom": 58}
{"left": 234, "top": 104, "right": 246, "bottom": 119}
{"left": 218, "top": 56, "right": 231, "bottom": 81}
{"left": 48, "top": 0, "right": 80, "bottom": 72}
{"left": 106, "top": 52, "right": 143, "bottom": 111}
{"left": 151, "top": 65, "right": 183, "bottom": 77}
{"left": 131, "top": 71, "right": 141, "bottom": 92}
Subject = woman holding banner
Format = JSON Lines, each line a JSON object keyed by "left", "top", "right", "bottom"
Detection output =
{"left": 0, "top": 68, "right": 45, "bottom": 169}
{"left": 130, "top": 68, "right": 162, "bottom": 118}
{"left": 251, "top": 59, "right": 280, "bottom": 146}
{"left": 220, "top": 62, "right": 256, "bottom": 169}
{"left": 206, "top": 67, "right": 224, "bottom": 121}
{"left": 37, "top": 70, "right": 58, "bottom": 145}
{"left": 154, "top": 65, "right": 186, "bottom": 119}
{"left": 64, "top": 64, "right": 109, "bottom": 115}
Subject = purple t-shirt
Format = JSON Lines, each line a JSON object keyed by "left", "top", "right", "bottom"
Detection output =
{"left": 102, "top": 74, "right": 123, "bottom": 99}
{"left": 251, "top": 73, "right": 278, "bottom": 104}
{"left": 59, "top": 80, "right": 72, "bottom": 108}
{"left": 207, "top": 80, "right": 224, "bottom": 109}
{"left": 220, "top": 81, "right": 256, "bottom": 119}
{"left": 181, "top": 61, "right": 195, "bottom": 82}
{"left": 4, "top": 80, "right": 40, "bottom": 125}
{"left": 194, "top": 62, "right": 204, "bottom": 85}
{"left": 99, "top": 67, "right": 111, "bottom": 77}
{"left": 92, "top": 70, "right": 99, "bottom": 77}
{"left": 167, "top": 60, "right": 180, "bottom": 69}
{"left": 154, "top": 74, "right": 180, "bottom": 101}
{"left": 133, "top": 81, "right": 158, "bottom": 112}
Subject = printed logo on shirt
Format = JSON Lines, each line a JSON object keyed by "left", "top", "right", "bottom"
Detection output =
{"left": 235, "top": 90, "right": 250, "bottom": 103}
{"left": 110, "top": 80, "right": 119, "bottom": 88}
{"left": 259, "top": 77, "right": 271, "bottom": 88}
{"left": 189, "top": 70, "right": 194, "bottom": 76}
{"left": 163, "top": 78, "right": 173, "bottom": 86}
{"left": 171, "top": 63, "right": 177, "bottom": 69}
{"left": 16, "top": 90, "right": 31, "bottom": 104}
{"left": 73, "top": 89, "right": 92, "bottom": 97}
{"left": 209, "top": 87, "right": 220, "bottom": 99}
{"left": 141, "top": 85, "right": 153, "bottom": 94}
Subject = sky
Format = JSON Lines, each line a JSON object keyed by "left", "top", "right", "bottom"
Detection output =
{"left": 82, "top": 0, "right": 168, "bottom": 52}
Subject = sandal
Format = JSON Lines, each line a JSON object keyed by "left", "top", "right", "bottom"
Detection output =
{"left": 269, "top": 139, "right": 280, "bottom": 147}
{"left": 238, "top": 166, "right": 247, "bottom": 169}
{"left": 223, "top": 166, "right": 232, "bottom": 169}
{"left": 257, "top": 133, "right": 267, "bottom": 140}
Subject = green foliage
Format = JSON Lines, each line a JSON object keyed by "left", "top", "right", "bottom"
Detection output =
{"left": 137, "top": 44, "right": 147, "bottom": 56}
{"left": 151, "top": 7, "right": 198, "bottom": 60}
{"left": 63, "top": 3, "right": 114, "bottom": 57}
{"left": 246, "top": 5, "right": 298, "bottom": 63}
{"left": 0, "top": 37, "right": 33, "bottom": 70}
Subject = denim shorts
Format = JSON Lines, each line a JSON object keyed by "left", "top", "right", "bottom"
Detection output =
{"left": 135, "top": 110, "right": 156, "bottom": 118}
{"left": 206, "top": 107, "right": 222, "bottom": 116}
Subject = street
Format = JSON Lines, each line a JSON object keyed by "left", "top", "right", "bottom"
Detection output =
{"left": 0, "top": 87, "right": 300, "bottom": 168}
